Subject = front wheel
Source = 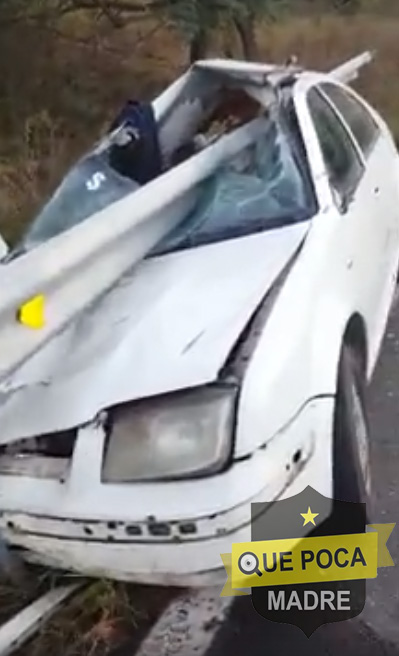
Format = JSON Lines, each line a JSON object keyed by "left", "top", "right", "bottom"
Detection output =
{"left": 333, "top": 344, "right": 371, "bottom": 505}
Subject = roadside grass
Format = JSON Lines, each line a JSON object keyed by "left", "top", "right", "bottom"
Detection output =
{"left": 18, "top": 580, "right": 141, "bottom": 656}
{"left": 0, "top": 571, "right": 176, "bottom": 656}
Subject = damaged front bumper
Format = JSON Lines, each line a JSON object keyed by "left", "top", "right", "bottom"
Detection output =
{"left": 0, "top": 397, "right": 334, "bottom": 587}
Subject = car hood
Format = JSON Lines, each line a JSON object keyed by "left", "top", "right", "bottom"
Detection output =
{"left": 0, "top": 223, "right": 309, "bottom": 443}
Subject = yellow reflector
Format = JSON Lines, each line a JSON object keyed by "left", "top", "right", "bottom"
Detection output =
{"left": 17, "top": 294, "right": 46, "bottom": 329}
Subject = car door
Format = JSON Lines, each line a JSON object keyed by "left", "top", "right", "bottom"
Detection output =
{"left": 318, "top": 81, "right": 399, "bottom": 316}
{"left": 303, "top": 83, "right": 393, "bottom": 366}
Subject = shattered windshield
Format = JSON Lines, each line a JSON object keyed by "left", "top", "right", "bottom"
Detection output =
{"left": 150, "top": 118, "right": 315, "bottom": 256}
{"left": 7, "top": 151, "right": 140, "bottom": 258}
{"left": 7, "top": 110, "right": 315, "bottom": 261}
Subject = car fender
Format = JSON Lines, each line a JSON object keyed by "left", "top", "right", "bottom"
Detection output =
{"left": 234, "top": 219, "right": 364, "bottom": 458}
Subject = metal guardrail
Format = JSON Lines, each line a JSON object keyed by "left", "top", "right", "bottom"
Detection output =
{"left": 0, "top": 117, "right": 267, "bottom": 388}
{"left": 0, "top": 581, "right": 84, "bottom": 656}
{"left": 329, "top": 51, "right": 374, "bottom": 84}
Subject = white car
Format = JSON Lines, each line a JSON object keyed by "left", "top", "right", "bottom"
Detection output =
{"left": 0, "top": 54, "right": 398, "bottom": 587}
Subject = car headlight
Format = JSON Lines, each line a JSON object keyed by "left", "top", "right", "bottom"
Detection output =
{"left": 102, "top": 386, "right": 237, "bottom": 482}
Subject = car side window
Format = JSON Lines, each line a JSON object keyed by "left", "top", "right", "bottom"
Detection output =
{"left": 308, "top": 87, "right": 364, "bottom": 203}
{"left": 319, "top": 82, "right": 380, "bottom": 157}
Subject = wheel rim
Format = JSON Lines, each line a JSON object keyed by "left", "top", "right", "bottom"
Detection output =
{"left": 349, "top": 378, "right": 371, "bottom": 495}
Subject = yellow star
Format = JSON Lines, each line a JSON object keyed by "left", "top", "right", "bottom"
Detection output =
{"left": 301, "top": 507, "right": 319, "bottom": 527}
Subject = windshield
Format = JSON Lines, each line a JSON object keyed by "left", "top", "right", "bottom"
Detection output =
{"left": 7, "top": 151, "right": 140, "bottom": 259}
{"left": 7, "top": 110, "right": 314, "bottom": 261}
{"left": 150, "top": 117, "right": 315, "bottom": 256}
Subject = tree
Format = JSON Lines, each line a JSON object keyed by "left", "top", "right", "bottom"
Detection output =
{"left": 163, "top": 0, "right": 287, "bottom": 61}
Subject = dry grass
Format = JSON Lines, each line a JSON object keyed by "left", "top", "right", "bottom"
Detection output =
{"left": 18, "top": 580, "right": 140, "bottom": 656}
{"left": 3, "top": 576, "right": 176, "bottom": 656}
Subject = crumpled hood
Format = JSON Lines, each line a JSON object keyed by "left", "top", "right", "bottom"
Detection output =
{"left": 0, "top": 224, "right": 309, "bottom": 442}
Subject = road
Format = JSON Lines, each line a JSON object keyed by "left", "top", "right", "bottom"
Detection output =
{"left": 204, "top": 301, "right": 399, "bottom": 656}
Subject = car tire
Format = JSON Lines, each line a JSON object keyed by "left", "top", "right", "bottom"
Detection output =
{"left": 333, "top": 344, "right": 370, "bottom": 506}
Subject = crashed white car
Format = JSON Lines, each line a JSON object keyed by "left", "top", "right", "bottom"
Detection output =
{"left": 0, "top": 53, "right": 398, "bottom": 586}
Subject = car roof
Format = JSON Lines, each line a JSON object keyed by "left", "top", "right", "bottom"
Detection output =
{"left": 194, "top": 59, "right": 302, "bottom": 88}
{"left": 154, "top": 52, "right": 374, "bottom": 123}
{"left": 193, "top": 52, "right": 375, "bottom": 99}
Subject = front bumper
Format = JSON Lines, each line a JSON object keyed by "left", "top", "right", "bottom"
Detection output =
{"left": 0, "top": 397, "right": 334, "bottom": 587}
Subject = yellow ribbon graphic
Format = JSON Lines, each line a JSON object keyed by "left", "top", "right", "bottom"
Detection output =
{"left": 221, "top": 524, "right": 395, "bottom": 597}
{"left": 368, "top": 523, "right": 395, "bottom": 567}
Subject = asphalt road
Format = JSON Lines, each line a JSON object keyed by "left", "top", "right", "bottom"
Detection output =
{"left": 206, "top": 301, "right": 399, "bottom": 656}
